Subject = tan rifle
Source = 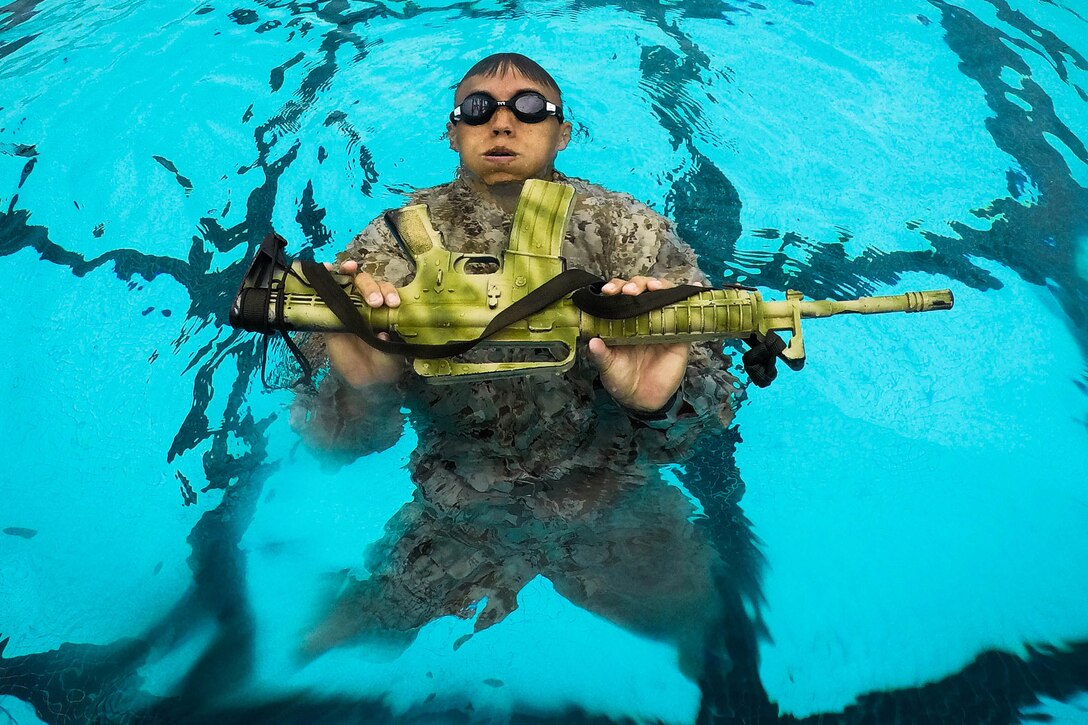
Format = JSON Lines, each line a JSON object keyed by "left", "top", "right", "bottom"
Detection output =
{"left": 230, "top": 180, "right": 953, "bottom": 384}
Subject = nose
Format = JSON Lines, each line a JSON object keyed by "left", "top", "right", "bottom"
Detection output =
{"left": 489, "top": 106, "right": 515, "bottom": 135}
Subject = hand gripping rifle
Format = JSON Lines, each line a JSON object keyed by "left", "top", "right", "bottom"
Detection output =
{"left": 229, "top": 180, "right": 953, "bottom": 386}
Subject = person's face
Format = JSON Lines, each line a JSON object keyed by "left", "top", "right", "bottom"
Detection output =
{"left": 447, "top": 69, "right": 572, "bottom": 185}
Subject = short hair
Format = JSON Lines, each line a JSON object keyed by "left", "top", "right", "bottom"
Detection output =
{"left": 454, "top": 53, "right": 563, "bottom": 102}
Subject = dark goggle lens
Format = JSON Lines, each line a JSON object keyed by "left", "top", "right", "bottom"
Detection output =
{"left": 511, "top": 92, "right": 547, "bottom": 121}
{"left": 462, "top": 94, "right": 496, "bottom": 124}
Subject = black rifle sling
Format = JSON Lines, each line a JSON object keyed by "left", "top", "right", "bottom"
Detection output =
{"left": 299, "top": 261, "right": 601, "bottom": 359}
{"left": 270, "top": 275, "right": 314, "bottom": 389}
{"left": 570, "top": 281, "right": 706, "bottom": 318}
{"left": 250, "top": 233, "right": 315, "bottom": 388}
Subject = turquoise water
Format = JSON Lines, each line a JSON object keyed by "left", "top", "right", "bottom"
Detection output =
{"left": 2, "top": 0, "right": 1087, "bottom": 722}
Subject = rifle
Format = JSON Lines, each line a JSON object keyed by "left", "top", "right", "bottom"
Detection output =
{"left": 229, "top": 180, "right": 953, "bottom": 386}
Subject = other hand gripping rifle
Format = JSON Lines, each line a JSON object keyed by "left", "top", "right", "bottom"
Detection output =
{"left": 229, "top": 180, "right": 953, "bottom": 386}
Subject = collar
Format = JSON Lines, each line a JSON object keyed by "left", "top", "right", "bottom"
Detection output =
{"left": 454, "top": 167, "right": 568, "bottom": 210}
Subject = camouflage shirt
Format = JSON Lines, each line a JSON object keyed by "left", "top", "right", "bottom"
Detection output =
{"left": 293, "top": 169, "right": 738, "bottom": 504}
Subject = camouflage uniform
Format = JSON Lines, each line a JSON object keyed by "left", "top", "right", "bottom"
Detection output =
{"left": 296, "top": 170, "right": 737, "bottom": 664}
{"left": 295, "top": 169, "right": 738, "bottom": 499}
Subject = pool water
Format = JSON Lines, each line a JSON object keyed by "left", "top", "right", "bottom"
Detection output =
{"left": 2, "top": 0, "right": 1087, "bottom": 722}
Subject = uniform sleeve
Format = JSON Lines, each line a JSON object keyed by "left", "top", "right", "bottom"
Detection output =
{"left": 289, "top": 213, "right": 413, "bottom": 464}
{"left": 337, "top": 214, "right": 416, "bottom": 285}
{"left": 610, "top": 200, "right": 740, "bottom": 461}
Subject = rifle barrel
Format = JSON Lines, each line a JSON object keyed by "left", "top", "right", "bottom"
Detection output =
{"left": 785, "top": 289, "right": 955, "bottom": 319}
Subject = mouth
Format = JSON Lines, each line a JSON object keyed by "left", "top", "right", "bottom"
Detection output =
{"left": 483, "top": 146, "right": 518, "bottom": 162}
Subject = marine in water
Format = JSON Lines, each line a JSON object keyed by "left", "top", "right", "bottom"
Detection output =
{"left": 292, "top": 53, "right": 738, "bottom": 669}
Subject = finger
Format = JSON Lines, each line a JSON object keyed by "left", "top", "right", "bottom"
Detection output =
{"left": 339, "top": 259, "right": 359, "bottom": 274}
{"left": 621, "top": 276, "right": 651, "bottom": 295}
{"left": 600, "top": 278, "right": 627, "bottom": 295}
{"left": 378, "top": 281, "right": 400, "bottom": 307}
{"left": 585, "top": 337, "right": 614, "bottom": 373}
{"left": 353, "top": 272, "right": 385, "bottom": 307}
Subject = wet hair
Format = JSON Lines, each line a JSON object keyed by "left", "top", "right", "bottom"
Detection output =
{"left": 454, "top": 53, "right": 563, "bottom": 102}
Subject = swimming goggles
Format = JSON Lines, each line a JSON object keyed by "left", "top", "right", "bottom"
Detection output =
{"left": 450, "top": 91, "right": 564, "bottom": 125}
